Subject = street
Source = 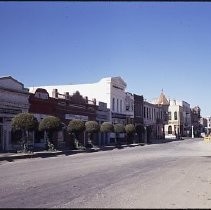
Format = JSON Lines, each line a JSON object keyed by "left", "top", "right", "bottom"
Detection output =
{"left": 1, "top": 138, "right": 211, "bottom": 208}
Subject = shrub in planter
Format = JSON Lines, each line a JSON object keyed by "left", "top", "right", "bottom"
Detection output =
{"left": 67, "top": 119, "right": 85, "bottom": 149}
{"left": 135, "top": 124, "right": 145, "bottom": 143}
{"left": 85, "top": 121, "right": 100, "bottom": 148}
{"left": 125, "top": 124, "right": 136, "bottom": 144}
{"left": 114, "top": 123, "right": 125, "bottom": 145}
{"left": 11, "top": 113, "right": 38, "bottom": 153}
{"left": 39, "top": 116, "right": 62, "bottom": 151}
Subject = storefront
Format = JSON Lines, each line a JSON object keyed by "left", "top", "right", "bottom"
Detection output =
{"left": 0, "top": 76, "right": 29, "bottom": 151}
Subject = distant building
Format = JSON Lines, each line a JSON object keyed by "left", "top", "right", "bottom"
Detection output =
{"left": 151, "top": 90, "right": 170, "bottom": 140}
{"left": 206, "top": 117, "right": 211, "bottom": 134}
{"left": 143, "top": 102, "right": 167, "bottom": 142}
{"left": 200, "top": 117, "right": 207, "bottom": 134}
{"left": 0, "top": 76, "right": 30, "bottom": 151}
{"left": 133, "top": 94, "right": 144, "bottom": 125}
{"left": 191, "top": 106, "right": 201, "bottom": 137}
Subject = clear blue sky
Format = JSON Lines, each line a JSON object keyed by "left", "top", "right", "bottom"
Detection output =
{"left": 0, "top": 2, "right": 211, "bottom": 117}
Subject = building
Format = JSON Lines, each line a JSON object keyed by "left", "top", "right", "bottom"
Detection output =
{"left": 29, "top": 88, "right": 98, "bottom": 148}
{"left": 143, "top": 99, "right": 166, "bottom": 142}
{"left": 0, "top": 76, "right": 30, "bottom": 151}
{"left": 206, "top": 117, "right": 211, "bottom": 134}
{"left": 29, "top": 76, "right": 134, "bottom": 125}
{"left": 152, "top": 90, "right": 170, "bottom": 139}
{"left": 164, "top": 100, "right": 191, "bottom": 138}
{"left": 96, "top": 101, "right": 110, "bottom": 146}
{"left": 200, "top": 117, "right": 207, "bottom": 135}
{"left": 177, "top": 101, "right": 192, "bottom": 137}
{"left": 191, "top": 106, "right": 201, "bottom": 137}
{"left": 133, "top": 94, "right": 144, "bottom": 125}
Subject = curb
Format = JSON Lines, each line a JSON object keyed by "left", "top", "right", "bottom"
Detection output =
{"left": 0, "top": 143, "right": 143, "bottom": 162}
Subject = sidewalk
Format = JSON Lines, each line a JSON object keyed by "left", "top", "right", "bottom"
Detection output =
{"left": 0, "top": 138, "right": 183, "bottom": 162}
{"left": 0, "top": 143, "right": 142, "bottom": 162}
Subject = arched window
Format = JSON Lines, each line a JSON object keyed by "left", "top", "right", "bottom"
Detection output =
{"left": 174, "top": 111, "right": 177, "bottom": 120}
{"left": 168, "top": 125, "right": 172, "bottom": 134}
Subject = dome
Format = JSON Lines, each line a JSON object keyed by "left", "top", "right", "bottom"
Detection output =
{"left": 156, "top": 90, "right": 169, "bottom": 105}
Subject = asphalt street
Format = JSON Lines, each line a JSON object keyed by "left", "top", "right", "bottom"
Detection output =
{"left": 1, "top": 138, "right": 211, "bottom": 208}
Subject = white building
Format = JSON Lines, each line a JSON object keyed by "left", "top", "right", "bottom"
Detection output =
{"left": 29, "top": 76, "right": 134, "bottom": 125}
{"left": 207, "top": 117, "right": 211, "bottom": 134}
{"left": 165, "top": 100, "right": 191, "bottom": 137}
{"left": 0, "top": 76, "right": 30, "bottom": 151}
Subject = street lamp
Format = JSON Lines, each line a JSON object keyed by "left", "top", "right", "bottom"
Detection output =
{"left": 191, "top": 125, "right": 194, "bottom": 138}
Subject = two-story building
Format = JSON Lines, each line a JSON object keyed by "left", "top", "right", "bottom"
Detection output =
{"left": 29, "top": 88, "right": 97, "bottom": 148}
{"left": 29, "top": 76, "right": 134, "bottom": 125}
{"left": 0, "top": 76, "right": 30, "bottom": 151}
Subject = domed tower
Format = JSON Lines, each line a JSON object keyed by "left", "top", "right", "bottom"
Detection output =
{"left": 156, "top": 89, "right": 170, "bottom": 106}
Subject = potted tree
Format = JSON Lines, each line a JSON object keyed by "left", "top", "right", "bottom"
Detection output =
{"left": 85, "top": 121, "right": 99, "bottom": 149}
{"left": 135, "top": 124, "right": 145, "bottom": 145}
{"left": 114, "top": 123, "right": 125, "bottom": 147}
{"left": 39, "top": 116, "right": 62, "bottom": 151}
{"left": 67, "top": 119, "right": 85, "bottom": 149}
{"left": 100, "top": 122, "right": 114, "bottom": 146}
{"left": 11, "top": 112, "right": 38, "bottom": 153}
{"left": 125, "top": 124, "right": 136, "bottom": 144}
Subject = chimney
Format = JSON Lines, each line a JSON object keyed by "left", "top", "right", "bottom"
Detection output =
{"left": 65, "top": 92, "right": 69, "bottom": 99}
{"left": 52, "top": 89, "right": 58, "bottom": 98}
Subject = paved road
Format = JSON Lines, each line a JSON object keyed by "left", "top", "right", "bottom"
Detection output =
{"left": 1, "top": 138, "right": 211, "bottom": 208}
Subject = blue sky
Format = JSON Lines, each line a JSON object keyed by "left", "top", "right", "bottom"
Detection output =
{"left": 0, "top": 2, "right": 211, "bottom": 116}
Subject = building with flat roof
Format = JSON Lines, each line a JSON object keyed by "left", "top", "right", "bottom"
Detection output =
{"left": 0, "top": 76, "right": 29, "bottom": 151}
{"left": 29, "top": 76, "right": 134, "bottom": 125}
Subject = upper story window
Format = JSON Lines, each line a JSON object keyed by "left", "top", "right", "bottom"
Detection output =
{"left": 174, "top": 111, "right": 177, "bottom": 120}
{"left": 168, "top": 112, "right": 172, "bottom": 120}
{"left": 112, "top": 98, "right": 115, "bottom": 111}
{"left": 147, "top": 107, "right": 149, "bottom": 119}
{"left": 120, "top": 100, "right": 122, "bottom": 113}
{"left": 144, "top": 106, "right": 146, "bottom": 118}
{"left": 117, "top": 99, "right": 119, "bottom": 112}
{"left": 149, "top": 108, "right": 151, "bottom": 119}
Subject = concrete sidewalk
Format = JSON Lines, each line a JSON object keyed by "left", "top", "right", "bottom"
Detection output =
{"left": 0, "top": 143, "right": 142, "bottom": 162}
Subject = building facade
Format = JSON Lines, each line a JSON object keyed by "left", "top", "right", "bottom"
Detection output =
{"left": 164, "top": 100, "right": 191, "bottom": 138}
{"left": 0, "top": 76, "right": 30, "bottom": 151}
{"left": 29, "top": 88, "right": 98, "bottom": 148}
{"left": 191, "top": 106, "right": 201, "bottom": 137}
{"left": 143, "top": 100, "right": 166, "bottom": 141}
{"left": 133, "top": 94, "right": 144, "bottom": 125}
{"left": 29, "top": 76, "right": 134, "bottom": 125}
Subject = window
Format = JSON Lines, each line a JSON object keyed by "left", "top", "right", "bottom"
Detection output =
{"left": 120, "top": 100, "right": 122, "bottom": 113}
{"left": 144, "top": 106, "right": 146, "bottom": 118}
{"left": 149, "top": 108, "right": 151, "bottom": 119}
{"left": 168, "top": 125, "right": 172, "bottom": 134}
{"left": 174, "top": 111, "right": 177, "bottom": 120}
{"left": 112, "top": 98, "right": 115, "bottom": 111}
{"left": 168, "top": 112, "right": 171, "bottom": 120}
{"left": 117, "top": 99, "right": 119, "bottom": 112}
{"left": 147, "top": 107, "right": 149, "bottom": 119}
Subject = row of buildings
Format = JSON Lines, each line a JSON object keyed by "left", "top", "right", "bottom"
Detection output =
{"left": 0, "top": 75, "right": 206, "bottom": 151}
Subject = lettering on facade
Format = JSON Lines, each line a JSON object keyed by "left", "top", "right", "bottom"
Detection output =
{"left": 112, "top": 85, "right": 124, "bottom": 91}
{"left": 112, "top": 112, "right": 127, "bottom": 119}
{"left": 0, "top": 108, "right": 22, "bottom": 115}
{"left": 65, "top": 114, "right": 88, "bottom": 121}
